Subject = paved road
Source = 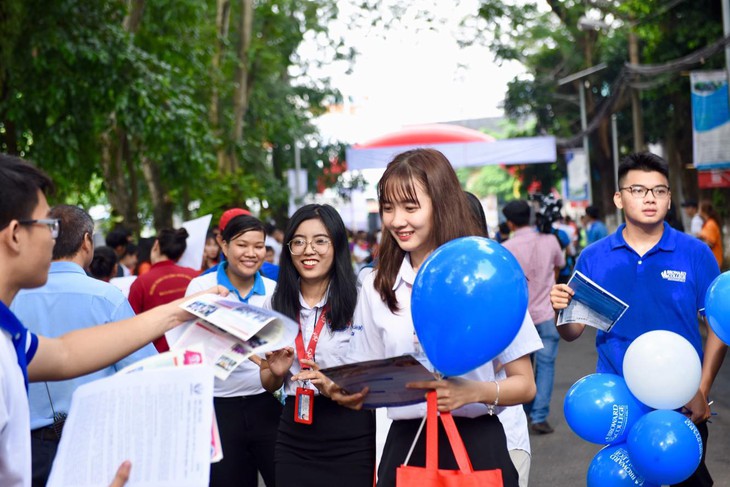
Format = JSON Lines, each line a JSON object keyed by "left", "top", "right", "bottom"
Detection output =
{"left": 529, "top": 326, "right": 730, "bottom": 487}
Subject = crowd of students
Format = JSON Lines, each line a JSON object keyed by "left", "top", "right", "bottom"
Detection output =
{"left": 1, "top": 148, "right": 726, "bottom": 487}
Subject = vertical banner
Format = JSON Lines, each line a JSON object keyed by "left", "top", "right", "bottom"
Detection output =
{"left": 565, "top": 148, "right": 590, "bottom": 202}
{"left": 690, "top": 70, "right": 730, "bottom": 169}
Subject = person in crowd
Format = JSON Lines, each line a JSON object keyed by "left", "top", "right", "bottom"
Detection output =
{"left": 134, "top": 237, "right": 154, "bottom": 276}
{"left": 259, "top": 204, "right": 375, "bottom": 486}
{"left": 551, "top": 152, "right": 725, "bottom": 486}
{"left": 105, "top": 227, "right": 132, "bottom": 277}
{"left": 495, "top": 221, "right": 511, "bottom": 243}
{"left": 501, "top": 200, "right": 565, "bottom": 436}
{"left": 351, "top": 230, "right": 371, "bottom": 273}
{"left": 584, "top": 205, "right": 608, "bottom": 245}
{"left": 0, "top": 154, "right": 225, "bottom": 487}
{"left": 128, "top": 228, "right": 199, "bottom": 352}
{"left": 682, "top": 199, "right": 704, "bottom": 237}
{"left": 201, "top": 230, "right": 220, "bottom": 272}
{"left": 298, "top": 149, "right": 541, "bottom": 487}
{"left": 118, "top": 242, "right": 138, "bottom": 277}
{"left": 261, "top": 246, "right": 280, "bottom": 282}
{"left": 265, "top": 245, "right": 275, "bottom": 264}
{"left": 89, "top": 246, "right": 120, "bottom": 282}
{"left": 10, "top": 205, "right": 157, "bottom": 486}
{"left": 265, "top": 222, "right": 284, "bottom": 264}
{"left": 698, "top": 199, "right": 724, "bottom": 269}
{"left": 466, "top": 193, "right": 533, "bottom": 487}
{"left": 177, "top": 214, "right": 279, "bottom": 487}
{"left": 665, "top": 201, "right": 685, "bottom": 233}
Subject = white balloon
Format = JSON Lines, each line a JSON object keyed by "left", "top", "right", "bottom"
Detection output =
{"left": 622, "top": 330, "right": 701, "bottom": 410}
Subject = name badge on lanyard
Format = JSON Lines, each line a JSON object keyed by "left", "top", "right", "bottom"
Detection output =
{"left": 294, "top": 306, "right": 328, "bottom": 425}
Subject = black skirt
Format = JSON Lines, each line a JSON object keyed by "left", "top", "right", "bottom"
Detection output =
{"left": 275, "top": 395, "right": 376, "bottom": 487}
{"left": 377, "top": 414, "right": 519, "bottom": 487}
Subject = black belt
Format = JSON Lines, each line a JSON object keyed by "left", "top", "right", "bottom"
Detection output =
{"left": 31, "top": 425, "right": 62, "bottom": 441}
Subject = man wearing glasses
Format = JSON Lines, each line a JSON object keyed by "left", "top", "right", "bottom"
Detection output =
{"left": 11, "top": 205, "right": 157, "bottom": 486}
{"left": 550, "top": 152, "right": 724, "bottom": 486}
{"left": 0, "top": 154, "right": 226, "bottom": 487}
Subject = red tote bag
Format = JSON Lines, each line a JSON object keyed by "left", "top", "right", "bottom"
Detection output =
{"left": 396, "top": 391, "right": 503, "bottom": 487}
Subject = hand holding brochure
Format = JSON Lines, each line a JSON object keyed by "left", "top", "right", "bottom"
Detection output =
{"left": 557, "top": 270, "right": 629, "bottom": 332}
{"left": 319, "top": 355, "right": 437, "bottom": 408}
{"left": 170, "top": 294, "right": 299, "bottom": 380}
{"left": 47, "top": 359, "right": 215, "bottom": 487}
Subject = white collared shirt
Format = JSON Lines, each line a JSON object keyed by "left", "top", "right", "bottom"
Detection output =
{"left": 349, "top": 254, "right": 543, "bottom": 420}
{"left": 265, "top": 293, "right": 352, "bottom": 396}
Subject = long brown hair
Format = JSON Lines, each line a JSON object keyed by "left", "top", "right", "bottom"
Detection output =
{"left": 374, "top": 149, "right": 485, "bottom": 312}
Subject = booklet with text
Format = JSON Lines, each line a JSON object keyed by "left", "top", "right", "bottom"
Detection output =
{"left": 47, "top": 360, "right": 215, "bottom": 487}
{"left": 169, "top": 294, "right": 299, "bottom": 380}
{"left": 320, "top": 355, "right": 438, "bottom": 408}
{"left": 557, "top": 270, "right": 629, "bottom": 333}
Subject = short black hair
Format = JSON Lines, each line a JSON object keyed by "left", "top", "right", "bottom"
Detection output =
{"left": 502, "top": 200, "right": 531, "bottom": 227}
{"left": 0, "top": 154, "right": 54, "bottom": 231}
{"left": 618, "top": 152, "right": 669, "bottom": 187}
{"left": 156, "top": 228, "right": 189, "bottom": 261}
{"left": 585, "top": 205, "right": 600, "bottom": 220}
{"left": 105, "top": 228, "right": 130, "bottom": 249}
{"left": 89, "top": 246, "right": 118, "bottom": 280}
{"left": 50, "top": 205, "right": 94, "bottom": 260}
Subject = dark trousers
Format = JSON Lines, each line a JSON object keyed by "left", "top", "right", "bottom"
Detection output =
{"left": 30, "top": 429, "right": 60, "bottom": 487}
{"left": 377, "top": 414, "right": 519, "bottom": 487}
{"left": 673, "top": 420, "right": 713, "bottom": 487}
{"left": 210, "top": 392, "right": 282, "bottom": 487}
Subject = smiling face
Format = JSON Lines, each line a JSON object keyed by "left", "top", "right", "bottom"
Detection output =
{"left": 380, "top": 181, "right": 434, "bottom": 268}
{"left": 222, "top": 229, "right": 266, "bottom": 282}
{"left": 290, "top": 218, "right": 334, "bottom": 285}
{"left": 614, "top": 169, "right": 671, "bottom": 229}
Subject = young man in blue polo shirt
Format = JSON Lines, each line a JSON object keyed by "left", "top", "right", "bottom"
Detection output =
{"left": 550, "top": 152, "right": 724, "bottom": 486}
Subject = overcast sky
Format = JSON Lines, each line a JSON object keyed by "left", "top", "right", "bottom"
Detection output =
{"left": 303, "top": 0, "right": 527, "bottom": 144}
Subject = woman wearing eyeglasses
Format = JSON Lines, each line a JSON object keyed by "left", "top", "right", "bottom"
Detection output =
{"left": 174, "top": 214, "right": 280, "bottom": 487}
{"left": 259, "top": 204, "right": 375, "bottom": 487}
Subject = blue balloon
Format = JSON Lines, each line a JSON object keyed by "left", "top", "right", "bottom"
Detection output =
{"left": 411, "top": 237, "right": 528, "bottom": 376}
{"left": 626, "top": 410, "right": 703, "bottom": 485}
{"left": 587, "top": 444, "right": 659, "bottom": 487}
{"left": 706, "top": 271, "right": 730, "bottom": 345}
{"left": 564, "top": 373, "right": 651, "bottom": 445}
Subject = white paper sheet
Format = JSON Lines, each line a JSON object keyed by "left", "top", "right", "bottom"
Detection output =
{"left": 177, "top": 214, "right": 213, "bottom": 271}
{"left": 47, "top": 365, "right": 215, "bottom": 487}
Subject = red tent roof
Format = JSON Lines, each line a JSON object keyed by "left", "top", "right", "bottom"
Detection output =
{"left": 354, "top": 124, "right": 495, "bottom": 148}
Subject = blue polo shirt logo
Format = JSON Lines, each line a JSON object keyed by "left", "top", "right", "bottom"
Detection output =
{"left": 661, "top": 270, "right": 687, "bottom": 282}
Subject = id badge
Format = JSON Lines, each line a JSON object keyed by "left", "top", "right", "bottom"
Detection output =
{"left": 294, "top": 387, "right": 314, "bottom": 425}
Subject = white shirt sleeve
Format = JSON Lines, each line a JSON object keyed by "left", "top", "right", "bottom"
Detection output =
{"left": 348, "top": 272, "right": 387, "bottom": 363}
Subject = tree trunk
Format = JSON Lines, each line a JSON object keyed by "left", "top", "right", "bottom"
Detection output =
{"left": 211, "top": 0, "right": 231, "bottom": 173}
{"left": 100, "top": 121, "right": 140, "bottom": 233}
{"left": 140, "top": 155, "right": 174, "bottom": 230}
{"left": 227, "top": 0, "right": 254, "bottom": 172}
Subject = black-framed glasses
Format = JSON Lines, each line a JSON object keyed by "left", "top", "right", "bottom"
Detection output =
{"left": 619, "top": 185, "right": 670, "bottom": 199}
{"left": 287, "top": 237, "right": 332, "bottom": 255}
{"left": 18, "top": 218, "right": 61, "bottom": 239}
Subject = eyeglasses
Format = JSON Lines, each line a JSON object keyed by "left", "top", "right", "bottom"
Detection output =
{"left": 18, "top": 218, "right": 61, "bottom": 239}
{"left": 619, "top": 185, "right": 670, "bottom": 199}
{"left": 287, "top": 237, "right": 332, "bottom": 255}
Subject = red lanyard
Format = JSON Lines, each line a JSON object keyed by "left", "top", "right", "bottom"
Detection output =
{"left": 295, "top": 305, "right": 329, "bottom": 369}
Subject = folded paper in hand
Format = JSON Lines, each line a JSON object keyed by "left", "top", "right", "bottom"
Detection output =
{"left": 320, "top": 355, "right": 437, "bottom": 408}
{"left": 557, "top": 271, "right": 629, "bottom": 333}
{"left": 169, "top": 294, "right": 299, "bottom": 380}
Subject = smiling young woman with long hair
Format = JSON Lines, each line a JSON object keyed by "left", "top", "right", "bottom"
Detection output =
{"left": 302, "top": 149, "right": 542, "bottom": 487}
{"left": 259, "top": 204, "right": 375, "bottom": 487}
